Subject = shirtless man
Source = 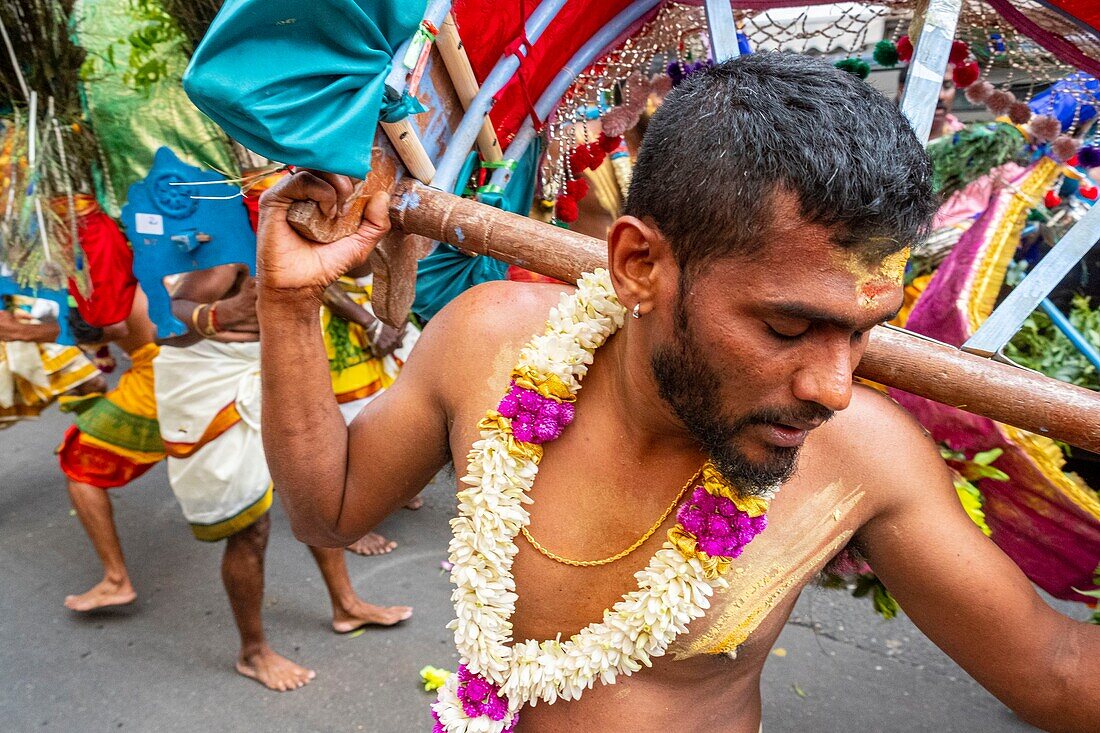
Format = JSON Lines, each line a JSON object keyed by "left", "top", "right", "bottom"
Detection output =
{"left": 256, "top": 54, "right": 1099, "bottom": 730}
{"left": 157, "top": 264, "right": 411, "bottom": 691}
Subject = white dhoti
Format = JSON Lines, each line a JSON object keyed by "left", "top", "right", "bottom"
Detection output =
{"left": 153, "top": 340, "right": 271, "bottom": 541}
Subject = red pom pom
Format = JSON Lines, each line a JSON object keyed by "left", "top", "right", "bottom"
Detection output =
{"left": 1080, "top": 184, "right": 1099, "bottom": 201}
{"left": 565, "top": 178, "right": 589, "bottom": 200}
{"left": 985, "top": 90, "right": 1015, "bottom": 116}
{"left": 896, "top": 35, "right": 913, "bottom": 62}
{"left": 555, "top": 196, "right": 579, "bottom": 223}
{"left": 568, "top": 146, "right": 592, "bottom": 172}
{"left": 1007, "top": 101, "right": 1032, "bottom": 125}
{"left": 1067, "top": 154, "right": 1079, "bottom": 167}
{"left": 598, "top": 132, "right": 621, "bottom": 153}
{"left": 965, "top": 80, "right": 994, "bottom": 105}
{"left": 1044, "top": 190, "right": 1062, "bottom": 209}
{"left": 1051, "top": 135, "right": 1080, "bottom": 163}
{"left": 585, "top": 142, "right": 607, "bottom": 170}
{"left": 1028, "top": 115, "right": 1062, "bottom": 144}
{"left": 952, "top": 61, "right": 980, "bottom": 89}
{"left": 948, "top": 40, "right": 969, "bottom": 65}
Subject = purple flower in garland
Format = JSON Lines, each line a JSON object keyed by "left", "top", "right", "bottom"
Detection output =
{"left": 534, "top": 417, "right": 561, "bottom": 443}
{"left": 676, "top": 486, "right": 767, "bottom": 558}
{"left": 449, "top": 665, "right": 515, "bottom": 726}
{"left": 512, "top": 423, "right": 536, "bottom": 444}
{"left": 539, "top": 400, "right": 561, "bottom": 422}
{"left": 498, "top": 391, "right": 521, "bottom": 418}
{"left": 706, "top": 513, "right": 731, "bottom": 537}
{"left": 518, "top": 389, "right": 542, "bottom": 413}
{"left": 498, "top": 382, "right": 576, "bottom": 445}
{"left": 679, "top": 507, "right": 706, "bottom": 535}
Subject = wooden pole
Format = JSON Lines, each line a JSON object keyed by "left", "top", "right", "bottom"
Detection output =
{"left": 436, "top": 14, "right": 503, "bottom": 163}
{"left": 859, "top": 326, "right": 1100, "bottom": 448}
{"left": 385, "top": 181, "right": 1100, "bottom": 453}
{"left": 380, "top": 118, "right": 436, "bottom": 183}
{"left": 389, "top": 181, "right": 605, "bottom": 280}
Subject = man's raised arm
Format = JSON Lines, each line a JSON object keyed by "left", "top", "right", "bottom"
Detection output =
{"left": 846, "top": 388, "right": 1100, "bottom": 732}
{"left": 256, "top": 172, "right": 448, "bottom": 546}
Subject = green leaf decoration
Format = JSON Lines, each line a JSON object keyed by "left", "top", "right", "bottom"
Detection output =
{"left": 972, "top": 448, "right": 1004, "bottom": 466}
{"left": 1005, "top": 295, "right": 1099, "bottom": 392}
{"left": 928, "top": 122, "right": 1028, "bottom": 199}
{"left": 872, "top": 582, "right": 900, "bottom": 620}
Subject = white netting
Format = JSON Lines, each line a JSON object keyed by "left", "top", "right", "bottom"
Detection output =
{"left": 538, "top": 0, "right": 1099, "bottom": 210}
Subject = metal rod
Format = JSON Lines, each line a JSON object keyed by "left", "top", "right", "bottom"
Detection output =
{"left": 485, "top": 0, "right": 664, "bottom": 196}
{"left": 964, "top": 202, "right": 1100, "bottom": 357}
{"left": 1040, "top": 298, "right": 1100, "bottom": 373}
{"left": 431, "top": 0, "right": 568, "bottom": 193}
{"left": 704, "top": 0, "right": 740, "bottom": 63}
{"left": 899, "top": 0, "right": 962, "bottom": 145}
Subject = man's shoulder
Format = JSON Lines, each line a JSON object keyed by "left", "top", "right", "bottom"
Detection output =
{"left": 831, "top": 382, "right": 925, "bottom": 436}
{"left": 428, "top": 279, "right": 575, "bottom": 348}
{"left": 808, "top": 383, "right": 944, "bottom": 502}
{"left": 414, "top": 280, "right": 576, "bottom": 409}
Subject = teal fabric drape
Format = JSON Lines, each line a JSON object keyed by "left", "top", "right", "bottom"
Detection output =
{"left": 183, "top": 0, "right": 426, "bottom": 178}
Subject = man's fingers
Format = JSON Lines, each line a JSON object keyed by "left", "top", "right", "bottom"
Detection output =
{"left": 310, "top": 172, "right": 359, "bottom": 215}
{"left": 319, "top": 232, "right": 380, "bottom": 280}
{"left": 360, "top": 191, "right": 391, "bottom": 232}
{"left": 311, "top": 191, "right": 392, "bottom": 276}
{"left": 262, "top": 170, "right": 341, "bottom": 218}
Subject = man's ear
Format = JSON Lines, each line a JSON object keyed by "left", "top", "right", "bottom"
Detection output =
{"left": 607, "top": 216, "right": 674, "bottom": 317}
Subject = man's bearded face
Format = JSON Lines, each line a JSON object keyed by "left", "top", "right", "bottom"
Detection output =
{"left": 651, "top": 291, "right": 834, "bottom": 496}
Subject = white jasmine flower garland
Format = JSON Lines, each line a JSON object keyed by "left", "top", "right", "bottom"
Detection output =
{"left": 432, "top": 270, "right": 775, "bottom": 733}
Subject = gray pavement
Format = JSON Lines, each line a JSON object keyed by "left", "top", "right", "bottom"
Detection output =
{"left": 2, "top": 400, "right": 1089, "bottom": 732}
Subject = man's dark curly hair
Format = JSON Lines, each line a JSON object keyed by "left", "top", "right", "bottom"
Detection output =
{"left": 626, "top": 52, "right": 937, "bottom": 273}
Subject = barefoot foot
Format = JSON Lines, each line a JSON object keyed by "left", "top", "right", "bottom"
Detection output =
{"left": 235, "top": 646, "right": 316, "bottom": 692}
{"left": 346, "top": 532, "right": 397, "bottom": 556}
{"left": 404, "top": 494, "right": 424, "bottom": 510}
{"left": 332, "top": 600, "right": 413, "bottom": 633}
{"left": 64, "top": 577, "right": 136, "bottom": 612}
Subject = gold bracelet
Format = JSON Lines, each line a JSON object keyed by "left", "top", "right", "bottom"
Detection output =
{"left": 202, "top": 302, "right": 219, "bottom": 337}
{"left": 190, "top": 304, "right": 206, "bottom": 335}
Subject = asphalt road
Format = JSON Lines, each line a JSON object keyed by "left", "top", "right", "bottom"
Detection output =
{"left": 2, "top": 395, "right": 1088, "bottom": 732}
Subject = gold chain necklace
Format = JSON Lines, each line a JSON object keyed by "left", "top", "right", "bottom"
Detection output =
{"left": 519, "top": 466, "right": 703, "bottom": 568}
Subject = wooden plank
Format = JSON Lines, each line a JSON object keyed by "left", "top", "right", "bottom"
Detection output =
{"left": 436, "top": 14, "right": 502, "bottom": 162}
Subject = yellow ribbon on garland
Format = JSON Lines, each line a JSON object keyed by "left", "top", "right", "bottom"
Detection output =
{"left": 667, "top": 527, "right": 733, "bottom": 579}
{"left": 700, "top": 464, "right": 769, "bottom": 517}
{"left": 478, "top": 413, "right": 545, "bottom": 464}
{"left": 511, "top": 365, "right": 575, "bottom": 402}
